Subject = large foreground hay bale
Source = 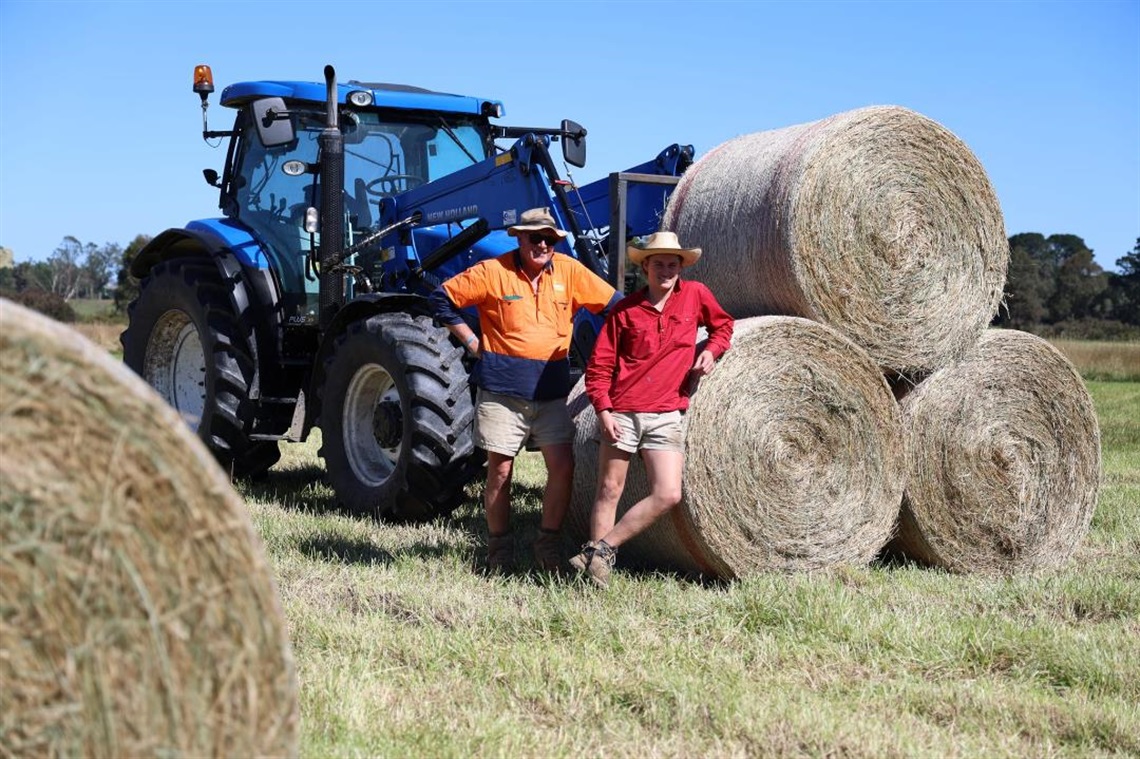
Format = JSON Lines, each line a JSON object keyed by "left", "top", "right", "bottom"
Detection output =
{"left": 662, "top": 105, "right": 1008, "bottom": 376}
{"left": 891, "top": 329, "right": 1101, "bottom": 573}
{"left": 0, "top": 299, "right": 298, "bottom": 757}
{"left": 568, "top": 316, "right": 905, "bottom": 578}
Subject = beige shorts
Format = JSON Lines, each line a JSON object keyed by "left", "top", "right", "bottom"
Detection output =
{"left": 596, "top": 410, "right": 686, "bottom": 454}
{"left": 474, "top": 389, "right": 574, "bottom": 456}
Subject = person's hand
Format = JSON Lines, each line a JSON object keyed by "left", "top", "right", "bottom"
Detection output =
{"left": 686, "top": 350, "right": 717, "bottom": 394}
{"left": 691, "top": 349, "right": 717, "bottom": 377}
{"left": 599, "top": 409, "right": 622, "bottom": 444}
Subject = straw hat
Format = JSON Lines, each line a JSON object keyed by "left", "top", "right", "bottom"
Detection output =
{"left": 507, "top": 207, "right": 568, "bottom": 238}
{"left": 627, "top": 231, "right": 702, "bottom": 267}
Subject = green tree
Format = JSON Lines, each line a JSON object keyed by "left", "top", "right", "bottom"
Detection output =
{"left": 1105, "top": 238, "right": 1140, "bottom": 325}
{"left": 113, "top": 234, "right": 151, "bottom": 314}
{"left": 1051, "top": 246, "right": 1107, "bottom": 321}
{"left": 11, "top": 260, "right": 52, "bottom": 292}
{"left": 45, "top": 236, "right": 97, "bottom": 300}
{"left": 82, "top": 242, "right": 121, "bottom": 298}
{"left": 997, "top": 236, "right": 1051, "bottom": 327}
{"left": 997, "top": 233, "right": 1116, "bottom": 328}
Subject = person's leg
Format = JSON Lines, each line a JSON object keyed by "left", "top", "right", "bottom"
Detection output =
{"left": 537, "top": 442, "right": 574, "bottom": 532}
{"left": 528, "top": 397, "right": 579, "bottom": 533}
{"left": 601, "top": 448, "right": 684, "bottom": 548}
{"left": 483, "top": 451, "right": 516, "bottom": 571}
{"left": 569, "top": 443, "right": 631, "bottom": 582}
{"left": 590, "top": 443, "right": 632, "bottom": 541}
{"left": 530, "top": 442, "right": 572, "bottom": 572}
{"left": 484, "top": 451, "right": 515, "bottom": 535}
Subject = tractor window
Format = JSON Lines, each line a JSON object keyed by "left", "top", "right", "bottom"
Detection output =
{"left": 424, "top": 121, "right": 488, "bottom": 178}
{"left": 231, "top": 113, "right": 324, "bottom": 323}
{"left": 227, "top": 107, "right": 491, "bottom": 320}
{"left": 342, "top": 113, "right": 489, "bottom": 204}
{"left": 232, "top": 109, "right": 491, "bottom": 242}
{"left": 234, "top": 127, "right": 319, "bottom": 222}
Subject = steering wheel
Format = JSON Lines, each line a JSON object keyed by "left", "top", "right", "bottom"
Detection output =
{"left": 365, "top": 174, "right": 426, "bottom": 197}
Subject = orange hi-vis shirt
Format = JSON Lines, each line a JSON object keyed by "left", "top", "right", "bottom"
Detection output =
{"left": 432, "top": 250, "right": 617, "bottom": 400}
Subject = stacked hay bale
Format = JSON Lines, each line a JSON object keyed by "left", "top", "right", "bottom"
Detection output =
{"left": 663, "top": 104, "right": 1008, "bottom": 378}
{"left": 568, "top": 316, "right": 905, "bottom": 578}
{"left": 0, "top": 299, "right": 298, "bottom": 757}
{"left": 568, "top": 105, "right": 1099, "bottom": 577}
{"left": 890, "top": 329, "right": 1101, "bottom": 574}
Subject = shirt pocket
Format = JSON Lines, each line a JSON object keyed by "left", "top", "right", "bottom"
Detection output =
{"left": 670, "top": 314, "right": 697, "bottom": 348}
{"left": 553, "top": 300, "right": 572, "bottom": 337}
{"left": 496, "top": 296, "right": 529, "bottom": 333}
{"left": 623, "top": 326, "right": 657, "bottom": 360}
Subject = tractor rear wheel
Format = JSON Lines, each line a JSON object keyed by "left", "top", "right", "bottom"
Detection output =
{"left": 319, "top": 311, "right": 483, "bottom": 522}
{"left": 121, "top": 258, "right": 280, "bottom": 478}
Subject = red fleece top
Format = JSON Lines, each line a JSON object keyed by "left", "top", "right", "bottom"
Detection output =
{"left": 585, "top": 279, "right": 734, "bottom": 414}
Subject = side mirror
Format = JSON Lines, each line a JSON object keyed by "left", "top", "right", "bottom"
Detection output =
{"left": 561, "top": 119, "right": 586, "bottom": 168}
{"left": 252, "top": 97, "right": 295, "bottom": 147}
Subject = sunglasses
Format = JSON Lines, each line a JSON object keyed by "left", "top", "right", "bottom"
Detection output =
{"left": 527, "top": 232, "right": 560, "bottom": 246}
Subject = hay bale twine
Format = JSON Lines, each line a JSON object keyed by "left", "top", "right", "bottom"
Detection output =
{"left": 0, "top": 299, "right": 298, "bottom": 757}
{"left": 567, "top": 315, "right": 905, "bottom": 578}
{"left": 890, "top": 329, "right": 1101, "bottom": 574}
{"left": 662, "top": 105, "right": 1008, "bottom": 376}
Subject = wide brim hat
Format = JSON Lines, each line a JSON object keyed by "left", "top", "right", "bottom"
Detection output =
{"left": 506, "top": 207, "right": 568, "bottom": 238}
{"left": 627, "top": 231, "right": 701, "bottom": 267}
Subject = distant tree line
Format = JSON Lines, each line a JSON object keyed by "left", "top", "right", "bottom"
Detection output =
{"left": 994, "top": 234, "right": 1140, "bottom": 339}
{"left": 0, "top": 235, "right": 150, "bottom": 322}
{"left": 1, "top": 232, "right": 1138, "bottom": 339}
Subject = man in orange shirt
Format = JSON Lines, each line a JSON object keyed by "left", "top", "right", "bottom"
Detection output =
{"left": 430, "top": 208, "right": 618, "bottom": 573}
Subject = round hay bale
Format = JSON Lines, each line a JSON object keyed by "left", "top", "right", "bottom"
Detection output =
{"left": 0, "top": 299, "right": 298, "bottom": 757}
{"left": 567, "top": 315, "right": 905, "bottom": 578}
{"left": 890, "top": 329, "right": 1101, "bottom": 574}
{"left": 662, "top": 105, "right": 1008, "bottom": 376}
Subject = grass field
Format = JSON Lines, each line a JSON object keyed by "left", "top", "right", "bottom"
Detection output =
{"left": 235, "top": 379, "right": 1139, "bottom": 758}
{"left": 1049, "top": 339, "right": 1140, "bottom": 382}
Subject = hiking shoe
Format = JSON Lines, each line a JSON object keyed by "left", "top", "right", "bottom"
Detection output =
{"left": 486, "top": 533, "right": 514, "bottom": 575}
{"left": 532, "top": 529, "right": 563, "bottom": 573}
{"left": 571, "top": 540, "right": 617, "bottom": 588}
{"left": 569, "top": 541, "right": 598, "bottom": 572}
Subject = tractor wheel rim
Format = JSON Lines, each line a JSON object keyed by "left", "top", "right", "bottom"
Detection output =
{"left": 343, "top": 364, "right": 401, "bottom": 486}
{"left": 145, "top": 310, "right": 206, "bottom": 428}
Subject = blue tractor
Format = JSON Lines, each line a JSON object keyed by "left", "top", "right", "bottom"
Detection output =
{"left": 122, "top": 65, "right": 692, "bottom": 521}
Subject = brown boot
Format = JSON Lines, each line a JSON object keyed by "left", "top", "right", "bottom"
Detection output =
{"left": 569, "top": 541, "right": 598, "bottom": 572}
{"left": 570, "top": 540, "right": 617, "bottom": 588}
{"left": 532, "top": 529, "right": 563, "bottom": 573}
{"left": 486, "top": 533, "right": 514, "bottom": 574}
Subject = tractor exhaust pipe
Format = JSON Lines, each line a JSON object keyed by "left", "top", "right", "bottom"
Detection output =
{"left": 318, "top": 65, "right": 344, "bottom": 332}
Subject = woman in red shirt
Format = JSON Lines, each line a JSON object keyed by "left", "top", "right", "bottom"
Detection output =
{"left": 572, "top": 232, "right": 734, "bottom": 587}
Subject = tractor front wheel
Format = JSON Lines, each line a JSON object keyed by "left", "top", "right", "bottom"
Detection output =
{"left": 319, "top": 312, "right": 483, "bottom": 521}
{"left": 121, "top": 258, "right": 280, "bottom": 478}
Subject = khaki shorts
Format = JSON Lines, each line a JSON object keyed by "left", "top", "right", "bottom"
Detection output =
{"left": 596, "top": 410, "right": 686, "bottom": 454}
{"left": 474, "top": 389, "right": 574, "bottom": 456}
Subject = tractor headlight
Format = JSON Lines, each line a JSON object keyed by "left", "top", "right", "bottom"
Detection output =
{"left": 348, "top": 90, "right": 373, "bottom": 107}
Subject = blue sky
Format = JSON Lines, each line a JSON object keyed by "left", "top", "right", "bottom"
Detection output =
{"left": 1, "top": 0, "right": 1137, "bottom": 272}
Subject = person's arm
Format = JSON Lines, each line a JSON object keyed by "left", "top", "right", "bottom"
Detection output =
{"left": 571, "top": 261, "right": 619, "bottom": 317}
{"left": 429, "top": 267, "right": 487, "bottom": 357}
{"left": 690, "top": 285, "right": 735, "bottom": 377}
{"left": 585, "top": 310, "right": 623, "bottom": 443}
